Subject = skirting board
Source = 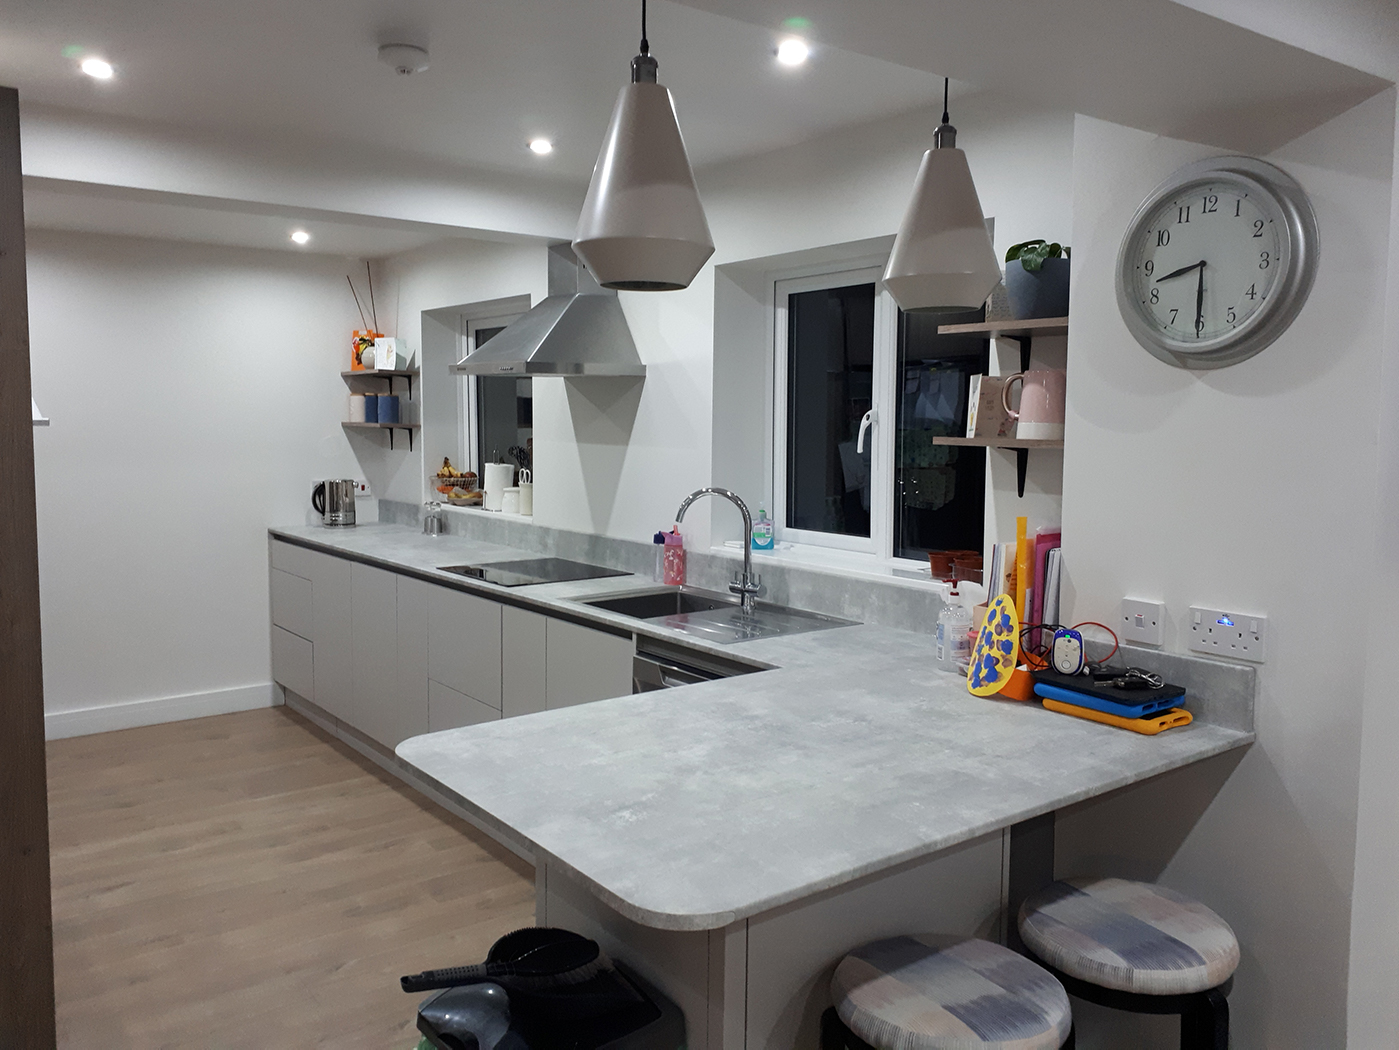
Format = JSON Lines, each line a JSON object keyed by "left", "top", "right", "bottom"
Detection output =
{"left": 45, "top": 682, "right": 281, "bottom": 740}
{"left": 281, "top": 689, "right": 535, "bottom": 865}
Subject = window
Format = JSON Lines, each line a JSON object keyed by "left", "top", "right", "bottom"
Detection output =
{"left": 774, "top": 270, "right": 987, "bottom": 563}
{"left": 459, "top": 314, "right": 532, "bottom": 475}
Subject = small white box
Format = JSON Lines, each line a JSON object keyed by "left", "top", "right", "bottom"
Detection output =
{"left": 374, "top": 337, "right": 407, "bottom": 370}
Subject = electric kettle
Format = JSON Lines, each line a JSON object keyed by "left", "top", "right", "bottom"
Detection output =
{"left": 312, "top": 479, "right": 356, "bottom": 527}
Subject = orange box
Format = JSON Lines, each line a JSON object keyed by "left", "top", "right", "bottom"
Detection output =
{"left": 996, "top": 666, "right": 1037, "bottom": 702}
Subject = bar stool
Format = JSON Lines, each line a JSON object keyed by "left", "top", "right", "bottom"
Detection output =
{"left": 822, "top": 934, "right": 1075, "bottom": 1049}
{"left": 1017, "top": 878, "right": 1238, "bottom": 1050}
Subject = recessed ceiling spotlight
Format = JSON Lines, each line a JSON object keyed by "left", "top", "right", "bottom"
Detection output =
{"left": 290, "top": 230, "right": 311, "bottom": 245}
{"left": 378, "top": 43, "right": 429, "bottom": 76}
{"left": 80, "top": 57, "right": 114, "bottom": 80}
{"left": 775, "top": 38, "right": 809, "bottom": 66}
{"left": 528, "top": 138, "right": 554, "bottom": 155}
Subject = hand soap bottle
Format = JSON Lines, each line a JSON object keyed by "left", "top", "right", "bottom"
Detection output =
{"left": 751, "top": 504, "right": 775, "bottom": 551}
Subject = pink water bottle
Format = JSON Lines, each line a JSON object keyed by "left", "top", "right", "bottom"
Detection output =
{"left": 663, "top": 529, "right": 686, "bottom": 586}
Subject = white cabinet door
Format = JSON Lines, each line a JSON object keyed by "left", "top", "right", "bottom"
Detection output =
{"left": 429, "top": 679, "right": 501, "bottom": 732}
{"left": 392, "top": 576, "right": 431, "bottom": 747}
{"left": 349, "top": 562, "right": 399, "bottom": 742}
{"left": 502, "top": 606, "right": 547, "bottom": 719}
{"left": 427, "top": 585, "right": 503, "bottom": 708}
{"left": 545, "top": 619, "right": 634, "bottom": 709}
{"left": 270, "top": 568, "right": 313, "bottom": 641}
{"left": 309, "top": 551, "right": 353, "bottom": 722}
{"left": 271, "top": 625, "right": 314, "bottom": 700}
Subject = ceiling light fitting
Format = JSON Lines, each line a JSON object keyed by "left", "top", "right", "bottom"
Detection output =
{"left": 378, "top": 43, "right": 429, "bottom": 76}
{"left": 883, "top": 78, "right": 1001, "bottom": 312}
{"left": 572, "top": 0, "right": 714, "bottom": 291}
{"left": 776, "top": 38, "right": 810, "bottom": 66}
{"left": 529, "top": 138, "right": 554, "bottom": 155}
{"left": 291, "top": 230, "right": 311, "bottom": 245}
{"left": 80, "top": 57, "right": 114, "bottom": 80}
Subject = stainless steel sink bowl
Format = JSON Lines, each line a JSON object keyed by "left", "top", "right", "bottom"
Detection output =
{"left": 582, "top": 587, "right": 858, "bottom": 644}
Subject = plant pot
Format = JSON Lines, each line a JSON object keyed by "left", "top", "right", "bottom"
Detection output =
{"left": 1005, "top": 257, "right": 1070, "bottom": 319}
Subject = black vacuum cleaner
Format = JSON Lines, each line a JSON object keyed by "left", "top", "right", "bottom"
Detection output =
{"left": 402, "top": 927, "right": 685, "bottom": 1050}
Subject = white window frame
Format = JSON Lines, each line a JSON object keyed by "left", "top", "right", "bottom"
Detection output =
{"left": 772, "top": 266, "right": 898, "bottom": 557}
{"left": 457, "top": 312, "right": 523, "bottom": 474}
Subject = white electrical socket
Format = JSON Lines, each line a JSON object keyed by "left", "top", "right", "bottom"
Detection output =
{"left": 1120, "top": 599, "right": 1165, "bottom": 646}
{"left": 354, "top": 479, "right": 372, "bottom": 497}
{"left": 1188, "top": 607, "right": 1267, "bottom": 663}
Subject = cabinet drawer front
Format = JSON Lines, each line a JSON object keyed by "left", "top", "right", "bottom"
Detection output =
{"left": 271, "top": 625, "right": 314, "bottom": 700}
{"left": 270, "top": 568, "right": 313, "bottom": 641}
{"left": 427, "top": 585, "right": 503, "bottom": 709}
{"left": 429, "top": 679, "right": 501, "bottom": 732}
{"left": 545, "top": 619, "right": 634, "bottom": 709}
{"left": 270, "top": 538, "right": 318, "bottom": 578}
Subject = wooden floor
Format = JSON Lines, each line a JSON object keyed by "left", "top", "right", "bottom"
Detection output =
{"left": 47, "top": 706, "right": 535, "bottom": 1049}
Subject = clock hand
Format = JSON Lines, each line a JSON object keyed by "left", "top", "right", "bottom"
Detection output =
{"left": 1195, "top": 261, "right": 1206, "bottom": 335}
{"left": 1156, "top": 259, "right": 1206, "bottom": 283}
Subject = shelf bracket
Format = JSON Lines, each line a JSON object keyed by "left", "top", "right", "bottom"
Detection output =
{"left": 993, "top": 446, "right": 1031, "bottom": 498}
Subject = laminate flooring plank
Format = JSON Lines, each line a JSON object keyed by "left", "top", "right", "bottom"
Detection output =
{"left": 49, "top": 706, "right": 535, "bottom": 1048}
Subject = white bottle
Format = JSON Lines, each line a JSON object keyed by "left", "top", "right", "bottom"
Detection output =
{"left": 936, "top": 584, "right": 973, "bottom": 672}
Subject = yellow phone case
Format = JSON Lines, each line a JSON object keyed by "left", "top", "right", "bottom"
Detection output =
{"left": 1041, "top": 696, "right": 1193, "bottom": 735}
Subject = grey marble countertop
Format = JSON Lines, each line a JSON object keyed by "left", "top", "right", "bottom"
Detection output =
{"left": 271, "top": 523, "right": 1255, "bottom": 932}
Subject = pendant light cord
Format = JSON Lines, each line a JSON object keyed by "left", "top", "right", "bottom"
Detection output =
{"left": 640, "top": 0, "right": 649, "bottom": 55}
{"left": 941, "top": 77, "right": 950, "bottom": 125}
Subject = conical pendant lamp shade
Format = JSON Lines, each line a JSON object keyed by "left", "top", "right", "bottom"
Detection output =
{"left": 883, "top": 144, "right": 1001, "bottom": 312}
{"left": 573, "top": 81, "right": 715, "bottom": 291}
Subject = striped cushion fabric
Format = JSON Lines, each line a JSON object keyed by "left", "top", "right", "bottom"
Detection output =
{"left": 832, "top": 935, "right": 1071, "bottom": 1050}
{"left": 1017, "top": 878, "right": 1239, "bottom": 996}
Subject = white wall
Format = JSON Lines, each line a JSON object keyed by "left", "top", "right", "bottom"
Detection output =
{"left": 28, "top": 230, "right": 365, "bottom": 736}
{"left": 1054, "top": 93, "right": 1396, "bottom": 1048}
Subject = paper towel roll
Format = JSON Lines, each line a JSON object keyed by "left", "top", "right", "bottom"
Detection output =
{"left": 483, "top": 463, "right": 514, "bottom": 511}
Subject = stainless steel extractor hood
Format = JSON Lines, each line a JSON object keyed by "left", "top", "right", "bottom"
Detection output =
{"left": 451, "top": 244, "right": 645, "bottom": 378}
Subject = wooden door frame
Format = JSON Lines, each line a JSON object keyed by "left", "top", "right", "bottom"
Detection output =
{"left": 0, "top": 84, "right": 57, "bottom": 1047}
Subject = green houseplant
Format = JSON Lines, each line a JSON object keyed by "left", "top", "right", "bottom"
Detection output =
{"left": 1004, "top": 239, "right": 1071, "bottom": 319}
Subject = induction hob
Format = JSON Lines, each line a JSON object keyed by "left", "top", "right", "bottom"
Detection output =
{"left": 438, "top": 557, "right": 631, "bottom": 588}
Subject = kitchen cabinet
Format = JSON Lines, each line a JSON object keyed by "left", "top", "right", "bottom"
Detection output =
{"left": 428, "top": 585, "right": 502, "bottom": 709}
{"left": 270, "top": 626, "right": 314, "bottom": 701}
{"left": 502, "top": 606, "right": 547, "bottom": 719}
{"left": 545, "top": 619, "right": 634, "bottom": 709}
{"left": 349, "top": 562, "right": 401, "bottom": 743}
{"left": 429, "top": 679, "right": 500, "bottom": 732}
{"left": 393, "top": 576, "right": 431, "bottom": 746}
{"left": 269, "top": 568, "right": 312, "bottom": 642}
{"left": 310, "top": 552, "right": 353, "bottom": 723}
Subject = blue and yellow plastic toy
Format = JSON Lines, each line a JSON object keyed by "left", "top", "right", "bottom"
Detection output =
{"left": 967, "top": 593, "right": 1021, "bottom": 697}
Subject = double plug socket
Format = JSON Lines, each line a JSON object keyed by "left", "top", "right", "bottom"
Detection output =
{"left": 1118, "top": 599, "right": 1268, "bottom": 663}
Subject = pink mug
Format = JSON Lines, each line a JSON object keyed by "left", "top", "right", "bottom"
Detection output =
{"left": 1001, "top": 370, "right": 1066, "bottom": 440}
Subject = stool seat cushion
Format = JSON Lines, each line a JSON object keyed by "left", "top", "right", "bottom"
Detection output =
{"left": 832, "top": 935, "right": 1072, "bottom": 1050}
{"left": 1018, "top": 878, "right": 1239, "bottom": 996}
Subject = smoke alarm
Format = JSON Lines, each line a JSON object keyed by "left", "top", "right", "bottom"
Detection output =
{"left": 378, "top": 43, "right": 429, "bottom": 75}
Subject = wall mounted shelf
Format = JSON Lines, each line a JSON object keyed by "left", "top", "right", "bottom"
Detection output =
{"left": 342, "top": 369, "right": 419, "bottom": 399}
{"left": 342, "top": 421, "right": 420, "bottom": 451}
{"left": 936, "top": 317, "right": 1070, "bottom": 497}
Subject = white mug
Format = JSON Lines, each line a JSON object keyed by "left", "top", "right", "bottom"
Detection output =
{"left": 502, "top": 487, "right": 521, "bottom": 515}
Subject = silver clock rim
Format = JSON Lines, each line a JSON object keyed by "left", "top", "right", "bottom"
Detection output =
{"left": 1114, "top": 155, "right": 1319, "bottom": 370}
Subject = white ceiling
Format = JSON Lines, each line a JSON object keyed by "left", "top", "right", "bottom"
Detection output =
{"left": 0, "top": 0, "right": 956, "bottom": 181}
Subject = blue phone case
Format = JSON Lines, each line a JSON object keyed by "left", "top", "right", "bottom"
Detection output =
{"left": 1033, "top": 682, "right": 1180, "bottom": 720}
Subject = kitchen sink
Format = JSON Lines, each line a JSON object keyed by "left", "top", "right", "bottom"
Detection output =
{"left": 582, "top": 587, "right": 858, "bottom": 644}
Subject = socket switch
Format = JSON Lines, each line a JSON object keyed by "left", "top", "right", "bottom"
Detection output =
{"left": 1120, "top": 599, "right": 1165, "bottom": 646}
{"left": 1188, "top": 607, "right": 1267, "bottom": 663}
{"left": 354, "top": 479, "right": 372, "bottom": 497}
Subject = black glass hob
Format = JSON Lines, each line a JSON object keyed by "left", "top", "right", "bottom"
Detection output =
{"left": 438, "top": 558, "right": 631, "bottom": 588}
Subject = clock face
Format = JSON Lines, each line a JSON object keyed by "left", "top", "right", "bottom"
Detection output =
{"left": 1116, "top": 157, "right": 1318, "bottom": 369}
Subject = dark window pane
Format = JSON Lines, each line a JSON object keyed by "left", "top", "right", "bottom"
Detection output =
{"left": 786, "top": 283, "right": 875, "bottom": 538}
{"left": 893, "top": 308, "right": 988, "bottom": 560}
{"left": 474, "top": 326, "right": 532, "bottom": 472}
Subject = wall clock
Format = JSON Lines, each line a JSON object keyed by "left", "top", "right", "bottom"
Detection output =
{"left": 1115, "top": 155, "right": 1319, "bottom": 369}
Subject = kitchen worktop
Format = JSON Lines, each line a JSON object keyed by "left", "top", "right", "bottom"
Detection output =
{"left": 272, "top": 523, "right": 1255, "bottom": 931}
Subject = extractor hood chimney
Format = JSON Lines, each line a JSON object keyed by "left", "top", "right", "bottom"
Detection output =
{"left": 450, "top": 244, "right": 645, "bottom": 377}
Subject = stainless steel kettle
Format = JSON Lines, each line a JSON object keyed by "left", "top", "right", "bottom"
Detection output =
{"left": 312, "top": 479, "right": 356, "bottom": 526}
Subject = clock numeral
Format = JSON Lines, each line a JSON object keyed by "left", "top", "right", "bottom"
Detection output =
{"left": 1235, "top": 200, "right": 1241, "bottom": 217}
{"left": 1244, "top": 283, "right": 1257, "bottom": 300}
{"left": 1195, "top": 317, "right": 1205, "bottom": 335}
{"left": 1149, "top": 288, "right": 1160, "bottom": 304}
{"left": 1156, "top": 230, "right": 1170, "bottom": 247}
{"left": 1169, "top": 308, "right": 1179, "bottom": 325}
{"left": 1253, "top": 219, "right": 1265, "bottom": 238}
{"left": 1177, "top": 205, "right": 1191, "bottom": 224}
{"left": 1259, "top": 251, "right": 1270, "bottom": 270}
{"left": 1226, "top": 307, "right": 1237, "bottom": 324}
{"left": 1143, "top": 260, "right": 1154, "bottom": 277}
{"left": 1202, "top": 194, "right": 1218, "bottom": 213}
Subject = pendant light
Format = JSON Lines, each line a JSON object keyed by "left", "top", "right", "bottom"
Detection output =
{"left": 573, "top": 0, "right": 714, "bottom": 291}
{"left": 883, "top": 79, "right": 1001, "bottom": 312}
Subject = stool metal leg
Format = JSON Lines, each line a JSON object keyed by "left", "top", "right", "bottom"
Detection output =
{"left": 1180, "top": 987, "right": 1229, "bottom": 1050}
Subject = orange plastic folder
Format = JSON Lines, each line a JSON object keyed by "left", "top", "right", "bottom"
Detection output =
{"left": 1041, "top": 696, "right": 1193, "bottom": 735}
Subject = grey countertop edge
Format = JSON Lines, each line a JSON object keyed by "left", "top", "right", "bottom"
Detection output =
{"left": 396, "top": 725, "right": 1254, "bottom": 932}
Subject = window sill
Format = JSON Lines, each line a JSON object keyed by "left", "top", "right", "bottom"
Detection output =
{"left": 709, "top": 541, "right": 989, "bottom": 604}
{"left": 439, "top": 504, "right": 538, "bottom": 525}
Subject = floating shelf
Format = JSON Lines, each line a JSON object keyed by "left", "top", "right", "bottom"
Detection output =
{"left": 932, "top": 436, "right": 1063, "bottom": 449}
{"left": 342, "top": 420, "right": 420, "bottom": 451}
{"left": 936, "top": 317, "right": 1068, "bottom": 339}
{"left": 342, "top": 369, "right": 420, "bottom": 399}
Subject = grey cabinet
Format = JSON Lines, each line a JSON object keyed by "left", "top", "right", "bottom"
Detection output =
{"left": 429, "top": 679, "right": 500, "bottom": 732}
{"left": 427, "top": 585, "right": 503, "bottom": 709}
{"left": 269, "top": 568, "right": 313, "bottom": 642}
{"left": 349, "top": 562, "right": 400, "bottom": 743}
{"left": 545, "top": 619, "right": 634, "bottom": 709}
{"left": 502, "top": 606, "right": 547, "bottom": 719}
{"left": 309, "top": 553, "right": 353, "bottom": 722}
{"left": 393, "top": 576, "right": 431, "bottom": 746}
{"left": 270, "top": 625, "right": 314, "bottom": 701}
